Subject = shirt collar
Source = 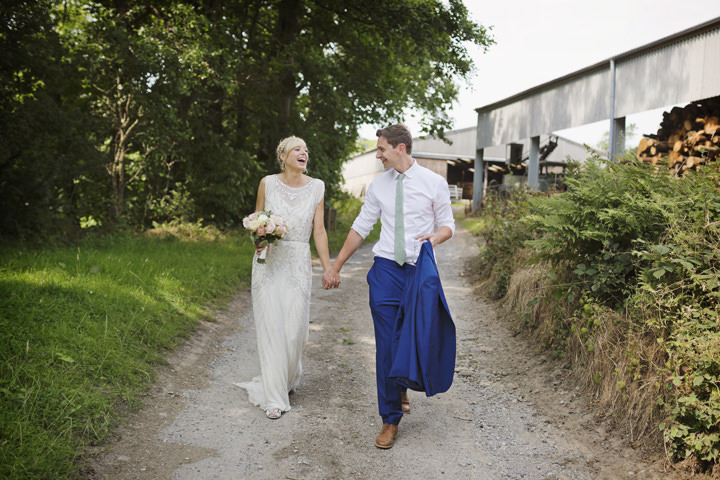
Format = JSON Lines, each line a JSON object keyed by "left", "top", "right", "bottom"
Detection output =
{"left": 394, "top": 159, "right": 417, "bottom": 179}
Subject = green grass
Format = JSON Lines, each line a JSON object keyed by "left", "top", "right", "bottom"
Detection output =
{"left": 0, "top": 232, "right": 254, "bottom": 479}
{"left": 461, "top": 216, "right": 484, "bottom": 236}
{"left": 0, "top": 195, "right": 380, "bottom": 479}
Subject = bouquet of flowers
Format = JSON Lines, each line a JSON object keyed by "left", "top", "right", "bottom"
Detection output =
{"left": 242, "top": 210, "right": 289, "bottom": 263}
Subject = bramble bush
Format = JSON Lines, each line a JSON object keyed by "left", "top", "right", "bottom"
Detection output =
{"left": 632, "top": 165, "right": 720, "bottom": 465}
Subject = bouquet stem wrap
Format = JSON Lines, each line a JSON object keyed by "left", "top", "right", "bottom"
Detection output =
{"left": 242, "top": 210, "right": 289, "bottom": 264}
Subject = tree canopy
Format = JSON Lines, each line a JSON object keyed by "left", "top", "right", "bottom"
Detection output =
{"left": 0, "top": 0, "right": 493, "bottom": 238}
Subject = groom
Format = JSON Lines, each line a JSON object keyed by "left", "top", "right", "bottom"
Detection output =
{"left": 322, "top": 123, "right": 455, "bottom": 448}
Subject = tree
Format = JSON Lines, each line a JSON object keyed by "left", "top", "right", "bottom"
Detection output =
{"left": 0, "top": 0, "right": 102, "bottom": 237}
{"left": 1, "top": 0, "right": 493, "bottom": 237}
{"left": 212, "top": 0, "right": 494, "bottom": 210}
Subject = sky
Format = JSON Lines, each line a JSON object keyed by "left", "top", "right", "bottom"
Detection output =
{"left": 360, "top": 0, "right": 720, "bottom": 148}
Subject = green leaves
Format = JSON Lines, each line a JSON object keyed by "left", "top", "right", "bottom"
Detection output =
{"left": 483, "top": 150, "right": 720, "bottom": 466}
{"left": 573, "top": 263, "right": 597, "bottom": 277}
{"left": 525, "top": 157, "right": 683, "bottom": 306}
{"left": 1, "top": 1, "right": 493, "bottom": 238}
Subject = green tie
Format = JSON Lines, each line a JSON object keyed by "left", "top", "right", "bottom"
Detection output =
{"left": 394, "top": 173, "right": 406, "bottom": 265}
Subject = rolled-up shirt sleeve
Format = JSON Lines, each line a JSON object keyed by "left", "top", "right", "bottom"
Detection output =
{"left": 350, "top": 185, "right": 381, "bottom": 239}
{"left": 433, "top": 182, "right": 456, "bottom": 237}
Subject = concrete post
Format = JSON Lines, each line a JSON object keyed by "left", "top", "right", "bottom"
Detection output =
{"left": 528, "top": 136, "right": 540, "bottom": 191}
{"left": 472, "top": 148, "right": 484, "bottom": 213}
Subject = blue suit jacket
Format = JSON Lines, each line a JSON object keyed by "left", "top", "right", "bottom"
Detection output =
{"left": 389, "top": 241, "right": 456, "bottom": 396}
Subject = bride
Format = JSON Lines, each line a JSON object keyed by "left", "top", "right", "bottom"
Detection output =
{"left": 237, "top": 136, "right": 331, "bottom": 419}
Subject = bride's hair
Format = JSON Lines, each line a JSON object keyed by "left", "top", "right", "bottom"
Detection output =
{"left": 276, "top": 136, "right": 306, "bottom": 171}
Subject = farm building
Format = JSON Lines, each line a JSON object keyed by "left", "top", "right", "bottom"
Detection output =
{"left": 472, "top": 17, "right": 720, "bottom": 210}
{"left": 342, "top": 127, "right": 594, "bottom": 199}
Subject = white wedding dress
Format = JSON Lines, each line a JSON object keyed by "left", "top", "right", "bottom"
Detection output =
{"left": 237, "top": 174, "right": 325, "bottom": 413}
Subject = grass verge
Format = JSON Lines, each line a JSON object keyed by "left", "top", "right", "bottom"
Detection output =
{"left": 0, "top": 229, "right": 254, "bottom": 479}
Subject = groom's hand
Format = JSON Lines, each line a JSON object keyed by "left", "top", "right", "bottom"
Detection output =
{"left": 322, "top": 268, "right": 341, "bottom": 289}
{"left": 415, "top": 226, "right": 453, "bottom": 247}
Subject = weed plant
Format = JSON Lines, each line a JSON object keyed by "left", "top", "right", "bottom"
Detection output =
{"left": 0, "top": 229, "right": 253, "bottom": 479}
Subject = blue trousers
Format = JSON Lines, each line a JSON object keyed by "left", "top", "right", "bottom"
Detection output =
{"left": 367, "top": 256, "right": 416, "bottom": 425}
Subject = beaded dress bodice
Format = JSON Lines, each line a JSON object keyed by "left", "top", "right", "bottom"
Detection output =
{"left": 265, "top": 175, "right": 323, "bottom": 243}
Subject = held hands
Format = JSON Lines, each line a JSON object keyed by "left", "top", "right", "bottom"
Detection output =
{"left": 319, "top": 229, "right": 448, "bottom": 290}
{"left": 322, "top": 268, "right": 341, "bottom": 290}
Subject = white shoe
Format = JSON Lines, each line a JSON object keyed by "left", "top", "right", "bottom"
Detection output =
{"left": 265, "top": 408, "right": 282, "bottom": 419}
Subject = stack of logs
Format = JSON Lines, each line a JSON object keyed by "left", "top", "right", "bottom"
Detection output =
{"left": 636, "top": 96, "right": 720, "bottom": 175}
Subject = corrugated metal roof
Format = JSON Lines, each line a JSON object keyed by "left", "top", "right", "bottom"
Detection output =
{"left": 475, "top": 16, "right": 720, "bottom": 115}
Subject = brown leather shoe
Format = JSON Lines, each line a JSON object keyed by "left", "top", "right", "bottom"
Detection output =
{"left": 401, "top": 391, "right": 411, "bottom": 414}
{"left": 374, "top": 423, "right": 398, "bottom": 449}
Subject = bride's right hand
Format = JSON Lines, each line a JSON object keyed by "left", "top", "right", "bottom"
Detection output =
{"left": 254, "top": 240, "right": 268, "bottom": 255}
{"left": 322, "top": 269, "right": 341, "bottom": 289}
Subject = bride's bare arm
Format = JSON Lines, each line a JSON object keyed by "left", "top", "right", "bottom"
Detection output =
{"left": 254, "top": 177, "right": 267, "bottom": 254}
{"left": 255, "top": 177, "right": 266, "bottom": 212}
{"left": 312, "top": 198, "right": 331, "bottom": 273}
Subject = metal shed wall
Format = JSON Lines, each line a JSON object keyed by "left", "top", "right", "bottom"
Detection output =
{"left": 615, "top": 26, "right": 720, "bottom": 117}
{"left": 476, "top": 17, "right": 720, "bottom": 150}
{"left": 476, "top": 68, "right": 609, "bottom": 148}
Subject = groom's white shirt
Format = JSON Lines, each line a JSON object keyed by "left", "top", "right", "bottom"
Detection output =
{"left": 351, "top": 160, "right": 455, "bottom": 265}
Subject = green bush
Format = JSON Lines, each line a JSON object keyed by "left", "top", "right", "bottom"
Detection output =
{"left": 475, "top": 154, "right": 720, "bottom": 468}
{"left": 530, "top": 158, "right": 720, "bottom": 466}
{"left": 525, "top": 156, "right": 682, "bottom": 309}
{"left": 632, "top": 166, "right": 720, "bottom": 465}
{"left": 324, "top": 193, "right": 380, "bottom": 254}
{"left": 472, "top": 188, "right": 535, "bottom": 299}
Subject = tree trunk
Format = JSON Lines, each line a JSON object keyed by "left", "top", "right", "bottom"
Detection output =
{"left": 108, "top": 72, "right": 140, "bottom": 219}
{"left": 277, "top": 0, "right": 302, "bottom": 134}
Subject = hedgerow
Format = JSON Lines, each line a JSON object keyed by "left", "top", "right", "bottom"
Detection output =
{"left": 472, "top": 154, "right": 720, "bottom": 470}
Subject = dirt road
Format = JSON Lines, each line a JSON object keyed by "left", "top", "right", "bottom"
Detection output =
{"left": 85, "top": 226, "right": 680, "bottom": 479}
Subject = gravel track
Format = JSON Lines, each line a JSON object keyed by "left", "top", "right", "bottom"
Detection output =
{"left": 84, "top": 225, "right": 681, "bottom": 480}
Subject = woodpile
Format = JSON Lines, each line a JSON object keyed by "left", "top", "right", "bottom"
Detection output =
{"left": 636, "top": 96, "right": 720, "bottom": 175}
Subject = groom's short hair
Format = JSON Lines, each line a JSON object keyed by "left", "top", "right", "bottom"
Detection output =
{"left": 376, "top": 124, "right": 412, "bottom": 154}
